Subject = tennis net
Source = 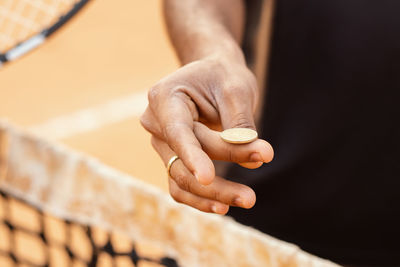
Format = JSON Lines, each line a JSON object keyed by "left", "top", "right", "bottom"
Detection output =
{"left": 0, "top": 120, "right": 340, "bottom": 267}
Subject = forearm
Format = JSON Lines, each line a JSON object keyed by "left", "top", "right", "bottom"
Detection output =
{"left": 163, "top": 0, "right": 246, "bottom": 65}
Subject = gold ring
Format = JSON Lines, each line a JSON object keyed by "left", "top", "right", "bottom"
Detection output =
{"left": 166, "top": 155, "right": 179, "bottom": 177}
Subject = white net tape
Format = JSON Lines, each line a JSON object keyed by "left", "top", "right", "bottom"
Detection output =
{"left": 0, "top": 0, "right": 79, "bottom": 52}
{"left": 0, "top": 120, "right": 340, "bottom": 267}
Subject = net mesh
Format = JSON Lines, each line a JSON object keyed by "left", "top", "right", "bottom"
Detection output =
{"left": 0, "top": 120, "right": 341, "bottom": 267}
{"left": 0, "top": 0, "right": 81, "bottom": 52}
{"left": 0, "top": 189, "right": 178, "bottom": 267}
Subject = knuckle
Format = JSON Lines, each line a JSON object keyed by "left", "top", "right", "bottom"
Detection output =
{"left": 163, "top": 123, "right": 186, "bottom": 144}
{"left": 240, "top": 67, "right": 258, "bottom": 89}
{"left": 169, "top": 85, "right": 185, "bottom": 96}
{"left": 140, "top": 112, "right": 159, "bottom": 135}
{"left": 169, "top": 184, "right": 182, "bottom": 203}
{"left": 148, "top": 86, "right": 161, "bottom": 103}
{"left": 231, "top": 112, "right": 255, "bottom": 129}
{"left": 227, "top": 148, "right": 237, "bottom": 163}
{"left": 174, "top": 172, "right": 192, "bottom": 192}
{"left": 223, "top": 85, "right": 245, "bottom": 98}
{"left": 164, "top": 123, "right": 178, "bottom": 137}
{"left": 211, "top": 189, "right": 222, "bottom": 202}
{"left": 162, "top": 85, "right": 187, "bottom": 100}
{"left": 246, "top": 71, "right": 258, "bottom": 89}
{"left": 139, "top": 114, "right": 151, "bottom": 131}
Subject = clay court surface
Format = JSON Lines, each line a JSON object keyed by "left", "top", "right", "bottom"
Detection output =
{"left": 1, "top": 1, "right": 179, "bottom": 266}
{"left": 0, "top": 0, "right": 178, "bottom": 191}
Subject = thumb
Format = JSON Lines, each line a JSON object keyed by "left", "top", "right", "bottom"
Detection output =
{"left": 218, "top": 91, "right": 257, "bottom": 131}
{"left": 218, "top": 97, "right": 260, "bottom": 168}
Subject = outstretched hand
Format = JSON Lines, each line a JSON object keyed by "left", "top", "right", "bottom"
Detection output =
{"left": 140, "top": 56, "right": 274, "bottom": 214}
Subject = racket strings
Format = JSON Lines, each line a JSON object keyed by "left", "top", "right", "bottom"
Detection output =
{"left": 0, "top": 0, "right": 79, "bottom": 53}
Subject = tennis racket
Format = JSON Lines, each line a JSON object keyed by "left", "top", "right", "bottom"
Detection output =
{"left": 0, "top": 0, "right": 90, "bottom": 66}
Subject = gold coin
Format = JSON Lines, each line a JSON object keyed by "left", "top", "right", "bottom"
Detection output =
{"left": 220, "top": 128, "right": 258, "bottom": 144}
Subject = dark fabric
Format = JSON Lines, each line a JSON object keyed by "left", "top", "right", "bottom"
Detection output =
{"left": 241, "top": 0, "right": 263, "bottom": 69}
{"left": 228, "top": 1, "right": 400, "bottom": 266}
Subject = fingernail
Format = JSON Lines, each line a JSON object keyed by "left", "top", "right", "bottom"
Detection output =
{"left": 249, "top": 152, "right": 263, "bottom": 162}
{"left": 233, "top": 197, "right": 243, "bottom": 207}
{"left": 211, "top": 205, "right": 218, "bottom": 213}
{"left": 254, "top": 162, "right": 264, "bottom": 168}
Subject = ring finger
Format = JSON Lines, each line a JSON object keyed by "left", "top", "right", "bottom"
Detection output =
{"left": 168, "top": 178, "right": 229, "bottom": 214}
{"left": 151, "top": 136, "right": 256, "bottom": 209}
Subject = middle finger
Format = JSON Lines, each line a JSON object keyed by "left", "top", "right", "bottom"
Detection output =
{"left": 152, "top": 136, "right": 256, "bottom": 209}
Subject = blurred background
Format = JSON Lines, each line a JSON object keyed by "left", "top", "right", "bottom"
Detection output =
{"left": 0, "top": 0, "right": 178, "bottom": 192}
{"left": 0, "top": 1, "right": 183, "bottom": 266}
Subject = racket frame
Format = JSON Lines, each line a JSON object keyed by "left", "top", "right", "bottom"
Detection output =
{"left": 0, "top": 0, "right": 90, "bottom": 66}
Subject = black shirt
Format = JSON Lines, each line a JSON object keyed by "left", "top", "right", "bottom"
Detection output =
{"left": 227, "top": 1, "right": 400, "bottom": 266}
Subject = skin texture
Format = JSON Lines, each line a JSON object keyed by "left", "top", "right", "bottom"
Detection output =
{"left": 140, "top": 0, "right": 274, "bottom": 214}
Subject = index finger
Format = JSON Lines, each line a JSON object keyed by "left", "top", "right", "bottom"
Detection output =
{"left": 153, "top": 90, "right": 215, "bottom": 185}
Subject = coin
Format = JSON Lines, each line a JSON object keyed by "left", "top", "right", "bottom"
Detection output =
{"left": 220, "top": 128, "right": 258, "bottom": 144}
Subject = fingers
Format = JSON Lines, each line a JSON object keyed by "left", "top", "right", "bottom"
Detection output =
{"left": 169, "top": 179, "right": 229, "bottom": 215}
{"left": 144, "top": 106, "right": 273, "bottom": 171}
{"left": 217, "top": 79, "right": 259, "bottom": 130}
{"left": 140, "top": 107, "right": 163, "bottom": 138}
{"left": 142, "top": 79, "right": 266, "bottom": 185}
{"left": 151, "top": 136, "right": 256, "bottom": 211}
{"left": 238, "top": 162, "right": 264, "bottom": 169}
{"left": 169, "top": 158, "right": 256, "bottom": 209}
{"left": 148, "top": 88, "right": 215, "bottom": 185}
{"left": 141, "top": 61, "right": 267, "bottom": 215}
{"left": 143, "top": 107, "right": 274, "bottom": 166}
{"left": 194, "top": 122, "right": 274, "bottom": 165}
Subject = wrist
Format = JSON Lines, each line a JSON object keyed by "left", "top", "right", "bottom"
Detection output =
{"left": 178, "top": 29, "right": 246, "bottom": 66}
{"left": 205, "top": 41, "right": 246, "bottom": 66}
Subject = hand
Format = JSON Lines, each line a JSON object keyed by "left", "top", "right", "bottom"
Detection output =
{"left": 140, "top": 56, "right": 274, "bottom": 214}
